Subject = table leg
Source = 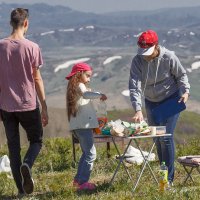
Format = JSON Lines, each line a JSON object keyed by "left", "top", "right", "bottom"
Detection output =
{"left": 132, "top": 139, "right": 158, "bottom": 192}
{"left": 137, "top": 140, "right": 158, "bottom": 183}
{"left": 109, "top": 138, "right": 133, "bottom": 185}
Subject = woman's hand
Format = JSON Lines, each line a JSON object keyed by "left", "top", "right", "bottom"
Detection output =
{"left": 132, "top": 110, "right": 144, "bottom": 123}
{"left": 178, "top": 92, "right": 189, "bottom": 103}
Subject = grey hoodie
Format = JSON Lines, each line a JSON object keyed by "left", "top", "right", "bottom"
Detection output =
{"left": 129, "top": 46, "right": 190, "bottom": 112}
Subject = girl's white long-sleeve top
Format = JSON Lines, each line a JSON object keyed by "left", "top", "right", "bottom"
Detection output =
{"left": 69, "top": 83, "right": 102, "bottom": 130}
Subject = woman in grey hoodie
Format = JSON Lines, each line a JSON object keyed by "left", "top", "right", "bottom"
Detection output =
{"left": 129, "top": 30, "right": 190, "bottom": 186}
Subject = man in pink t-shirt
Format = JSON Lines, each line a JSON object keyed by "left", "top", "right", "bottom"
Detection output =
{"left": 0, "top": 8, "right": 48, "bottom": 196}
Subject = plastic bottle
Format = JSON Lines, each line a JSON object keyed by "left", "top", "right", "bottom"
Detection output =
{"left": 159, "top": 161, "right": 168, "bottom": 192}
{"left": 94, "top": 101, "right": 108, "bottom": 134}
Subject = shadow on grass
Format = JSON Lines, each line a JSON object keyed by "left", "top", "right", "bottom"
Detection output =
{"left": 76, "top": 182, "right": 116, "bottom": 196}
{"left": 0, "top": 191, "right": 58, "bottom": 200}
{"left": 0, "top": 195, "right": 14, "bottom": 200}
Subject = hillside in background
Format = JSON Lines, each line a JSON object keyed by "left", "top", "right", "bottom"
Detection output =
{"left": 1, "top": 3, "right": 200, "bottom": 34}
{"left": 1, "top": 108, "right": 200, "bottom": 146}
{"left": 1, "top": 3, "right": 200, "bottom": 108}
{"left": 41, "top": 45, "right": 200, "bottom": 111}
{"left": 1, "top": 3, "right": 200, "bottom": 51}
{"left": 0, "top": 3, "right": 200, "bottom": 143}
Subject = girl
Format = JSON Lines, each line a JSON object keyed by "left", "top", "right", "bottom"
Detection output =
{"left": 66, "top": 62, "right": 107, "bottom": 190}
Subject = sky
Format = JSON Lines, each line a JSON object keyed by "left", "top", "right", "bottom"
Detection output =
{"left": 0, "top": 0, "right": 200, "bottom": 13}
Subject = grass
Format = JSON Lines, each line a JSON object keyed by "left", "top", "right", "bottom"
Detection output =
{"left": 0, "top": 137, "right": 200, "bottom": 200}
{"left": 0, "top": 110, "right": 200, "bottom": 199}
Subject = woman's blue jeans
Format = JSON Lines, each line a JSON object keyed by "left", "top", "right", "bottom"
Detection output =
{"left": 145, "top": 93, "right": 180, "bottom": 182}
{"left": 73, "top": 129, "right": 96, "bottom": 185}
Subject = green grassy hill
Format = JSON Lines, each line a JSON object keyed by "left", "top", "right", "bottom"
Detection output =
{"left": 0, "top": 137, "right": 199, "bottom": 199}
{"left": 0, "top": 109, "right": 200, "bottom": 199}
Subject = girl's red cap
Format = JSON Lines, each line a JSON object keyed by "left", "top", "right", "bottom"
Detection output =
{"left": 65, "top": 62, "right": 92, "bottom": 80}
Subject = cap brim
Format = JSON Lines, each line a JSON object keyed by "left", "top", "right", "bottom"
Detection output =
{"left": 137, "top": 45, "right": 155, "bottom": 56}
{"left": 65, "top": 72, "right": 76, "bottom": 80}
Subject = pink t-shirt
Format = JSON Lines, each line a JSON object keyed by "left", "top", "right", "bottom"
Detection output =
{"left": 0, "top": 38, "right": 43, "bottom": 112}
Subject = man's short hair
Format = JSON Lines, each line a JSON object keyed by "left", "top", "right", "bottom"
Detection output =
{"left": 10, "top": 8, "right": 29, "bottom": 29}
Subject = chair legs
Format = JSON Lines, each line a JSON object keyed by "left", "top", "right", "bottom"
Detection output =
{"left": 197, "top": 167, "right": 200, "bottom": 174}
{"left": 181, "top": 165, "right": 200, "bottom": 184}
{"left": 72, "top": 134, "right": 79, "bottom": 164}
{"left": 183, "top": 165, "right": 195, "bottom": 184}
{"left": 106, "top": 142, "right": 111, "bottom": 158}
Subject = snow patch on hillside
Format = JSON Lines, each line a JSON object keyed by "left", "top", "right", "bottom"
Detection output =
{"left": 41, "top": 31, "right": 55, "bottom": 36}
{"left": 103, "top": 56, "right": 122, "bottom": 65}
{"left": 121, "top": 90, "right": 130, "bottom": 97}
{"left": 191, "top": 61, "right": 200, "bottom": 70}
{"left": 54, "top": 58, "right": 90, "bottom": 73}
{"left": 59, "top": 28, "right": 75, "bottom": 32}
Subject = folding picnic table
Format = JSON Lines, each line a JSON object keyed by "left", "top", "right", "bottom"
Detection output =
{"left": 109, "top": 133, "right": 171, "bottom": 193}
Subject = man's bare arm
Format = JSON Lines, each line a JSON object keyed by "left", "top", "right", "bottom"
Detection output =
{"left": 33, "top": 68, "right": 48, "bottom": 127}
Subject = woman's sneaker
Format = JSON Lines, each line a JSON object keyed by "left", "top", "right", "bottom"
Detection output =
{"left": 166, "top": 181, "right": 175, "bottom": 191}
{"left": 78, "top": 182, "right": 96, "bottom": 191}
{"left": 20, "top": 163, "right": 34, "bottom": 194}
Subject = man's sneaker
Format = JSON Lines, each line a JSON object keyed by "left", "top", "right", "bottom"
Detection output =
{"left": 17, "top": 192, "right": 26, "bottom": 199}
{"left": 20, "top": 163, "right": 34, "bottom": 194}
{"left": 78, "top": 182, "right": 96, "bottom": 191}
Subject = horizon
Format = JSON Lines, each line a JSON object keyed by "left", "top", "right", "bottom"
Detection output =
{"left": 0, "top": 0, "right": 200, "bottom": 13}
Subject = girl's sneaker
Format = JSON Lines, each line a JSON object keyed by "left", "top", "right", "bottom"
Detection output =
{"left": 78, "top": 182, "right": 96, "bottom": 191}
{"left": 73, "top": 180, "right": 80, "bottom": 188}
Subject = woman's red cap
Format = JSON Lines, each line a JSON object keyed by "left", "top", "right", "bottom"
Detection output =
{"left": 137, "top": 30, "right": 159, "bottom": 56}
{"left": 65, "top": 62, "right": 92, "bottom": 80}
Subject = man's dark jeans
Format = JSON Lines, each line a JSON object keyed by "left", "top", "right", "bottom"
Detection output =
{"left": 0, "top": 108, "right": 43, "bottom": 193}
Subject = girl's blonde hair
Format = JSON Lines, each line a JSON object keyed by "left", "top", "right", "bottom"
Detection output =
{"left": 66, "top": 72, "right": 83, "bottom": 121}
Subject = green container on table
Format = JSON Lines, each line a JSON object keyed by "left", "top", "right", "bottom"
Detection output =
{"left": 101, "top": 128, "right": 111, "bottom": 135}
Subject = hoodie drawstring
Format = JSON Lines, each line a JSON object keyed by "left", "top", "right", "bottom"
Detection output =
{"left": 142, "top": 58, "right": 160, "bottom": 96}
{"left": 142, "top": 63, "right": 150, "bottom": 96}
{"left": 154, "top": 59, "right": 160, "bottom": 87}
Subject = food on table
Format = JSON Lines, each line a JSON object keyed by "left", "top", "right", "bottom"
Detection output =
{"left": 97, "top": 118, "right": 165, "bottom": 137}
